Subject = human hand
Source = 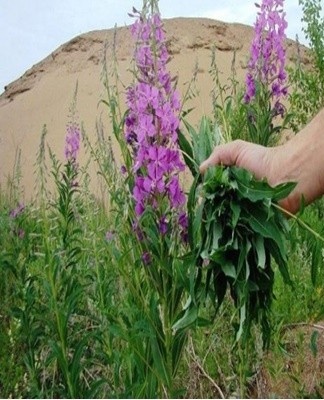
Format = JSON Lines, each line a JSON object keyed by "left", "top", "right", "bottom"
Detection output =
{"left": 199, "top": 132, "right": 324, "bottom": 215}
{"left": 199, "top": 140, "right": 294, "bottom": 212}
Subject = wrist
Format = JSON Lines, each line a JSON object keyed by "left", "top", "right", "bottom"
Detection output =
{"left": 277, "top": 109, "right": 324, "bottom": 208}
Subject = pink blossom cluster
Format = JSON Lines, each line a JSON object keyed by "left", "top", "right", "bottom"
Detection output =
{"left": 125, "top": 11, "right": 187, "bottom": 238}
{"left": 9, "top": 202, "right": 25, "bottom": 218}
{"left": 64, "top": 121, "right": 80, "bottom": 162}
{"left": 245, "top": 0, "right": 288, "bottom": 111}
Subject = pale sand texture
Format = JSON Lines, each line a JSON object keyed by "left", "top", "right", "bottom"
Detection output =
{"left": 0, "top": 18, "right": 310, "bottom": 199}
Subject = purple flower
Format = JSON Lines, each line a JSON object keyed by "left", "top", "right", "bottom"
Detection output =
{"left": 125, "top": 9, "right": 187, "bottom": 242}
{"left": 64, "top": 121, "right": 80, "bottom": 161}
{"left": 245, "top": 0, "right": 288, "bottom": 109}
{"left": 12, "top": 228, "right": 25, "bottom": 239}
{"left": 167, "top": 176, "right": 185, "bottom": 208}
{"left": 132, "top": 221, "right": 145, "bottom": 241}
{"left": 273, "top": 101, "right": 285, "bottom": 118}
{"left": 105, "top": 230, "right": 115, "bottom": 241}
{"left": 142, "top": 251, "right": 152, "bottom": 265}
{"left": 9, "top": 203, "right": 25, "bottom": 218}
{"left": 244, "top": 73, "right": 256, "bottom": 104}
{"left": 159, "top": 215, "right": 168, "bottom": 235}
{"left": 179, "top": 211, "right": 189, "bottom": 243}
{"left": 179, "top": 212, "right": 188, "bottom": 231}
{"left": 18, "top": 229, "right": 25, "bottom": 239}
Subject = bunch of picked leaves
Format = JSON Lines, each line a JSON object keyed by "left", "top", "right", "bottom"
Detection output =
{"left": 179, "top": 117, "right": 295, "bottom": 346}
{"left": 196, "top": 165, "right": 296, "bottom": 346}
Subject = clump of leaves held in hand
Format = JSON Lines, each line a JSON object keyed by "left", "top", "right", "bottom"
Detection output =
{"left": 180, "top": 118, "right": 296, "bottom": 347}
{"left": 196, "top": 165, "right": 295, "bottom": 346}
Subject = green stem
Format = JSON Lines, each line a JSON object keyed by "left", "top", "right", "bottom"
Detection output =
{"left": 273, "top": 203, "right": 324, "bottom": 243}
{"left": 163, "top": 272, "right": 173, "bottom": 396}
{"left": 48, "top": 266, "right": 75, "bottom": 398}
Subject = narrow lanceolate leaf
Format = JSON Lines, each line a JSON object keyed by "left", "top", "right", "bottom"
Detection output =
{"left": 150, "top": 334, "right": 171, "bottom": 388}
{"left": 311, "top": 238, "right": 321, "bottom": 286}
{"left": 272, "top": 181, "right": 297, "bottom": 201}
{"left": 253, "top": 235, "right": 266, "bottom": 269}
{"left": 246, "top": 210, "right": 286, "bottom": 254}
{"left": 172, "top": 304, "right": 198, "bottom": 331}
{"left": 177, "top": 128, "right": 197, "bottom": 177}
{"left": 310, "top": 330, "right": 319, "bottom": 358}
{"left": 232, "top": 167, "right": 296, "bottom": 202}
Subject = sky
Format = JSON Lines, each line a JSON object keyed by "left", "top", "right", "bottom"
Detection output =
{"left": 1, "top": 1, "right": 308, "bottom": 93}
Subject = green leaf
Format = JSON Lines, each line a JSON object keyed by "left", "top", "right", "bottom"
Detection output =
{"left": 311, "top": 238, "right": 321, "bottom": 286}
{"left": 236, "top": 303, "right": 247, "bottom": 342}
{"left": 266, "top": 240, "right": 291, "bottom": 285}
{"left": 187, "top": 173, "right": 201, "bottom": 248}
{"left": 230, "top": 201, "right": 241, "bottom": 228}
{"left": 172, "top": 330, "right": 188, "bottom": 375}
{"left": 213, "top": 270, "right": 228, "bottom": 311}
{"left": 310, "top": 330, "right": 319, "bottom": 357}
{"left": 177, "top": 128, "right": 197, "bottom": 177}
{"left": 172, "top": 304, "right": 198, "bottom": 331}
{"left": 150, "top": 334, "right": 171, "bottom": 387}
{"left": 197, "top": 117, "right": 214, "bottom": 164}
{"left": 244, "top": 206, "right": 286, "bottom": 256}
{"left": 211, "top": 221, "right": 222, "bottom": 250}
{"left": 219, "top": 259, "right": 236, "bottom": 279}
{"left": 191, "top": 155, "right": 292, "bottom": 347}
{"left": 254, "top": 235, "right": 266, "bottom": 269}
{"left": 231, "top": 167, "right": 295, "bottom": 203}
{"left": 272, "top": 181, "right": 297, "bottom": 201}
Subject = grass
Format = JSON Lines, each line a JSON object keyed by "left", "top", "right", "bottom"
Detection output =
{"left": 1, "top": 151, "right": 323, "bottom": 398}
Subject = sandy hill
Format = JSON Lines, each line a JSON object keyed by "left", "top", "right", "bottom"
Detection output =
{"left": 0, "top": 18, "right": 310, "bottom": 199}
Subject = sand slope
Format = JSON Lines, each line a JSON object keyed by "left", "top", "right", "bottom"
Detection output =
{"left": 0, "top": 18, "right": 310, "bottom": 199}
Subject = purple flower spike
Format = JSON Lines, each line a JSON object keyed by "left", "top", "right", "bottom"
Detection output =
{"left": 9, "top": 203, "right": 25, "bottom": 218}
{"left": 245, "top": 0, "right": 288, "bottom": 111}
{"left": 64, "top": 121, "right": 80, "bottom": 162}
{"left": 125, "top": 9, "right": 187, "bottom": 242}
{"left": 178, "top": 212, "right": 188, "bottom": 231}
{"left": 142, "top": 251, "right": 152, "bottom": 266}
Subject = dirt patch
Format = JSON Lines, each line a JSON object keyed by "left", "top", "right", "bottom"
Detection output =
{"left": 252, "top": 322, "right": 324, "bottom": 398}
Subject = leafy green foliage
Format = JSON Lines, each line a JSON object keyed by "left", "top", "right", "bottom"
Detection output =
{"left": 288, "top": 0, "right": 324, "bottom": 131}
{"left": 244, "top": 83, "right": 292, "bottom": 147}
{"left": 180, "top": 117, "right": 295, "bottom": 347}
{"left": 300, "top": 0, "right": 324, "bottom": 86}
{"left": 194, "top": 165, "right": 294, "bottom": 346}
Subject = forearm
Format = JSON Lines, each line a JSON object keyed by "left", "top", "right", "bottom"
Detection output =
{"left": 199, "top": 108, "right": 324, "bottom": 213}
{"left": 275, "top": 108, "right": 324, "bottom": 211}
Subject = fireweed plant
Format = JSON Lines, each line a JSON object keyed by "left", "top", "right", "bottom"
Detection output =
{"left": 35, "top": 107, "right": 91, "bottom": 398}
{"left": 125, "top": 8, "right": 187, "bottom": 238}
{"left": 288, "top": 0, "right": 324, "bottom": 131}
{"left": 120, "top": 0, "right": 293, "bottom": 390}
{"left": 244, "top": 0, "right": 289, "bottom": 146}
{"left": 177, "top": 0, "right": 299, "bottom": 357}
{"left": 106, "top": 5, "right": 192, "bottom": 396}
